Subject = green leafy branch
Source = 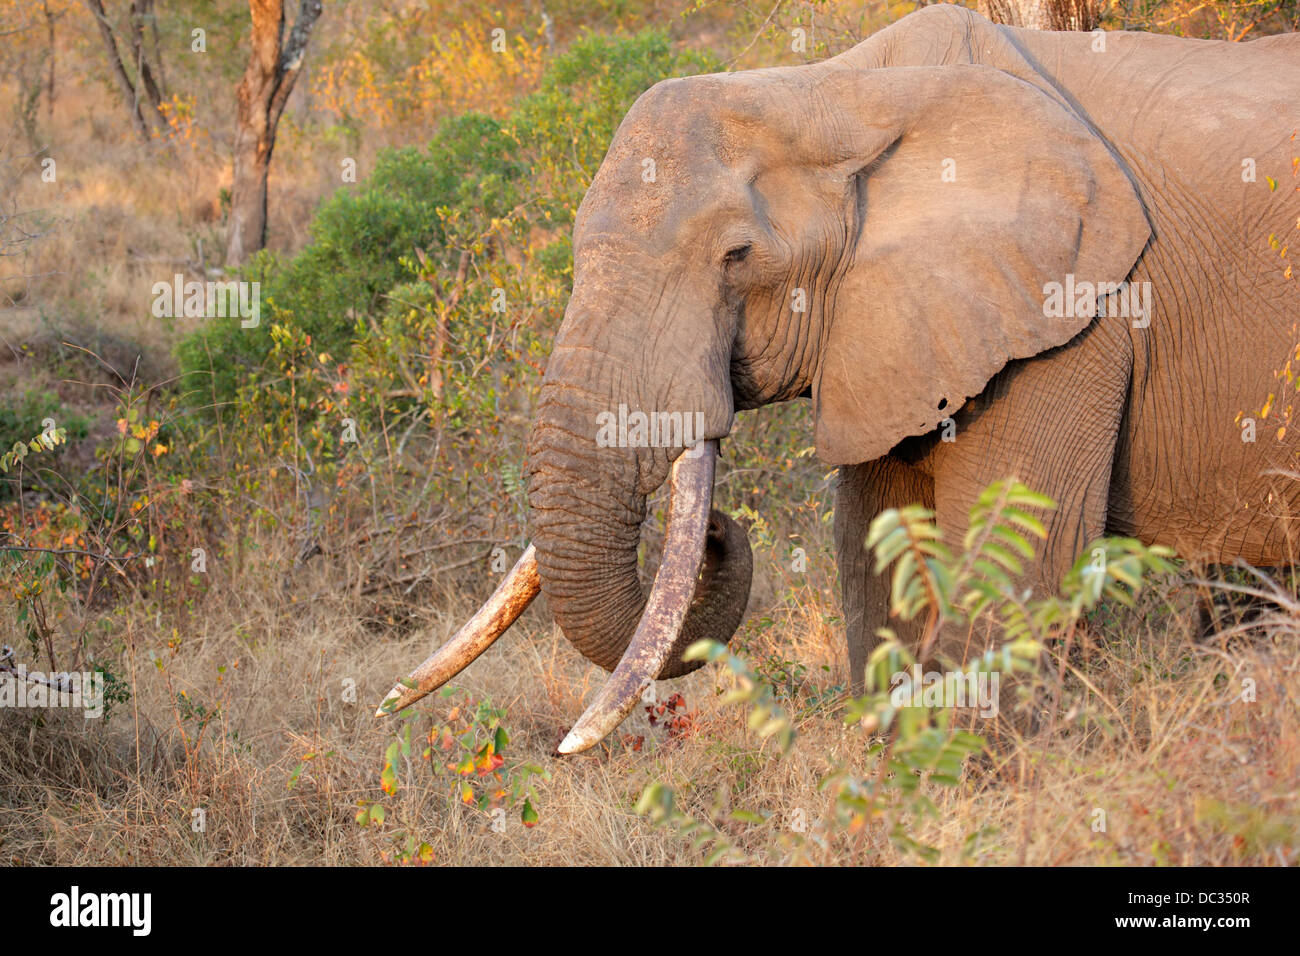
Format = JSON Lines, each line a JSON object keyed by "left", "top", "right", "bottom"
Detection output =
{"left": 636, "top": 478, "right": 1178, "bottom": 863}
{"left": 634, "top": 784, "right": 747, "bottom": 867}
{"left": 683, "top": 638, "right": 798, "bottom": 753}
{"left": 0, "top": 424, "right": 68, "bottom": 474}
{"left": 632, "top": 640, "right": 798, "bottom": 865}
{"left": 837, "top": 479, "right": 1176, "bottom": 859}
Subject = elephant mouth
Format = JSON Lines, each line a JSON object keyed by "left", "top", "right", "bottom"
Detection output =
{"left": 375, "top": 441, "right": 725, "bottom": 754}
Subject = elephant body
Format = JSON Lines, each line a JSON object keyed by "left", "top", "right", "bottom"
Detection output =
{"left": 518, "top": 4, "right": 1300, "bottom": 710}
{"left": 833, "top": 8, "right": 1300, "bottom": 677}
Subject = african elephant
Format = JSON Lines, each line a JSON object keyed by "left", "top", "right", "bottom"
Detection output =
{"left": 379, "top": 5, "right": 1300, "bottom": 753}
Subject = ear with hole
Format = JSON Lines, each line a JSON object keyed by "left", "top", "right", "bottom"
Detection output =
{"left": 809, "top": 64, "right": 1151, "bottom": 465}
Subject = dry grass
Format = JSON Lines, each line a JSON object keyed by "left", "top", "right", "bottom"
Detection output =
{"left": 0, "top": 76, "right": 367, "bottom": 354}
{"left": 2, "top": 1, "right": 1297, "bottom": 869}
{"left": 2, "top": 536, "right": 1296, "bottom": 866}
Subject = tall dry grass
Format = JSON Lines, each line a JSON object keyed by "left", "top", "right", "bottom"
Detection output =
{"left": 2, "top": 526, "right": 1295, "bottom": 866}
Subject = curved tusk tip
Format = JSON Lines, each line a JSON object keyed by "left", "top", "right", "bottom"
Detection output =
{"left": 555, "top": 729, "right": 591, "bottom": 756}
{"left": 374, "top": 685, "right": 408, "bottom": 719}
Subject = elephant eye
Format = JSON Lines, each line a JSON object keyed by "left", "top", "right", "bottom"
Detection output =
{"left": 723, "top": 244, "right": 752, "bottom": 265}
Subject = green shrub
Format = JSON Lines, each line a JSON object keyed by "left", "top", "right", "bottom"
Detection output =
{"left": 0, "top": 390, "right": 89, "bottom": 499}
{"left": 639, "top": 479, "right": 1178, "bottom": 864}
{"left": 0, "top": 389, "right": 90, "bottom": 450}
{"left": 176, "top": 30, "right": 717, "bottom": 422}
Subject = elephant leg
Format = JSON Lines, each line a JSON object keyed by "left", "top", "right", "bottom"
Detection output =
{"left": 835, "top": 454, "right": 934, "bottom": 694}
{"left": 927, "top": 327, "right": 1133, "bottom": 666}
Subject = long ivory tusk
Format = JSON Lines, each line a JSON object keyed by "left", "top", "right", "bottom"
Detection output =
{"left": 557, "top": 442, "right": 716, "bottom": 755}
{"left": 375, "top": 544, "right": 540, "bottom": 717}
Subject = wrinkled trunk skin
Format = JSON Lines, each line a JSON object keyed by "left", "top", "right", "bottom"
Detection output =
{"left": 526, "top": 343, "right": 752, "bottom": 679}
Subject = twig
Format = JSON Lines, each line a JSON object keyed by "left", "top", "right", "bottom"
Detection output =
{"left": 360, "top": 550, "right": 491, "bottom": 596}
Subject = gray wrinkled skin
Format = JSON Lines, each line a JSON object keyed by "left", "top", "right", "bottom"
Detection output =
{"left": 523, "top": 5, "right": 1300, "bottom": 690}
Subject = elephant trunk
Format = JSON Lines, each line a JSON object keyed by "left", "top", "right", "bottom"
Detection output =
{"left": 373, "top": 355, "right": 752, "bottom": 752}
{"left": 375, "top": 296, "right": 752, "bottom": 753}
{"left": 525, "top": 380, "right": 753, "bottom": 684}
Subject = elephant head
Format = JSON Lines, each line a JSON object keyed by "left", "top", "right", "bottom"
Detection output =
{"left": 377, "top": 56, "right": 1150, "bottom": 752}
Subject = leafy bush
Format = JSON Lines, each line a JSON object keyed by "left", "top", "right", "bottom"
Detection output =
{"left": 177, "top": 30, "right": 717, "bottom": 421}
{"left": 358, "top": 688, "right": 550, "bottom": 865}
{"left": 639, "top": 479, "right": 1178, "bottom": 864}
{"left": 0, "top": 389, "right": 90, "bottom": 494}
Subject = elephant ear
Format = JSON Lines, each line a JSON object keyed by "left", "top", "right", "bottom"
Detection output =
{"left": 811, "top": 64, "right": 1151, "bottom": 465}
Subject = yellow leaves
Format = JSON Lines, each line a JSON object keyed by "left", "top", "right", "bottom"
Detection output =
{"left": 411, "top": 842, "right": 435, "bottom": 864}
{"left": 314, "top": 15, "right": 545, "bottom": 129}
{"left": 1272, "top": 234, "right": 1292, "bottom": 279}
{"left": 129, "top": 419, "right": 160, "bottom": 441}
{"left": 475, "top": 746, "right": 504, "bottom": 776}
{"left": 1261, "top": 393, "right": 1275, "bottom": 420}
{"left": 114, "top": 418, "right": 164, "bottom": 457}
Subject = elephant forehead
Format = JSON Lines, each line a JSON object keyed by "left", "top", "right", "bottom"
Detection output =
{"left": 580, "top": 77, "right": 763, "bottom": 244}
{"left": 585, "top": 142, "right": 721, "bottom": 240}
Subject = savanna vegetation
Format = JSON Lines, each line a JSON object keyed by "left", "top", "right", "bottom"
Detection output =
{"left": 1, "top": 0, "right": 1297, "bottom": 865}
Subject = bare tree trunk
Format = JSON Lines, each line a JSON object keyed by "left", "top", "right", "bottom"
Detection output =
{"left": 146, "top": 0, "right": 166, "bottom": 95}
{"left": 978, "top": 0, "right": 1100, "bottom": 30}
{"left": 83, "top": 0, "right": 149, "bottom": 140}
{"left": 81, "top": 0, "right": 168, "bottom": 141}
{"left": 128, "top": 0, "right": 167, "bottom": 122}
{"left": 43, "top": 1, "right": 60, "bottom": 119}
{"left": 225, "top": 0, "right": 323, "bottom": 266}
